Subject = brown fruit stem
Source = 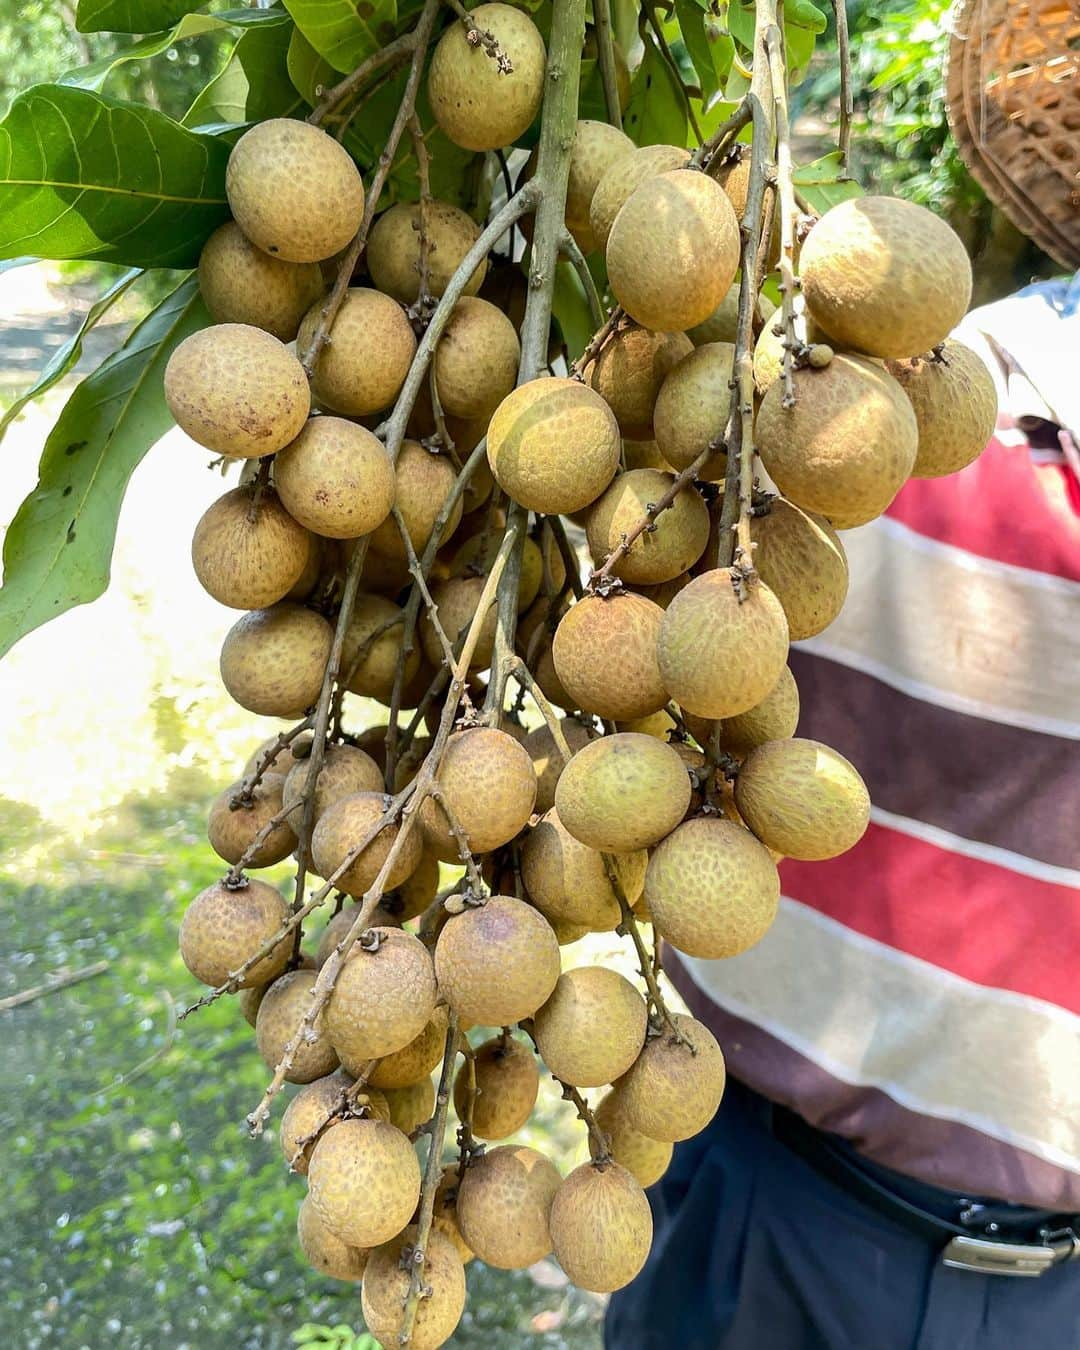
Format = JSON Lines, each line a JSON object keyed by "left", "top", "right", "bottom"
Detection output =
{"left": 222, "top": 798, "right": 305, "bottom": 887}
{"left": 559, "top": 228, "right": 605, "bottom": 329}
{"left": 307, "top": 28, "right": 420, "bottom": 127}
{"left": 231, "top": 715, "right": 314, "bottom": 806}
{"left": 592, "top": 0, "right": 623, "bottom": 128}
{"left": 765, "top": 21, "right": 802, "bottom": 410}
{"left": 558, "top": 1078, "right": 613, "bottom": 1165}
{"left": 830, "top": 0, "right": 854, "bottom": 171}
{"left": 455, "top": 1042, "right": 479, "bottom": 1182}
{"left": 406, "top": 112, "right": 435, "bottom": 324}
{"left": 691, "top": 97, "right": 752, "bottom": 171}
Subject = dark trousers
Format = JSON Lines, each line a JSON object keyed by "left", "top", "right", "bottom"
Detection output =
{"left": 604, "top": 1079, "right": 1080, "bottom": 1350}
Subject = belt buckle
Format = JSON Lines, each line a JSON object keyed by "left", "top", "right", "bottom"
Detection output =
{"left": 941, "top": 1234, "right": 1057, "bottom": 1277}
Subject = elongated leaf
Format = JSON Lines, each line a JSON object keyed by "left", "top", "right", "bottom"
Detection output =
{"left": 283, "top": 0, "right": 401, "bottom": 75}
{"left": 793, "top": 152, "right": 863, "bottom": 213}
{"left": 76, "top": 0, "right": 202, "bottom": 33}
{"left": 185, "top": 14, "right": 302, "bottom": 126}
{"left": 0, "top": 275, "right": 208, "bottom": 658}
{"left": 60, "top": 14, "right": 231, "bottom": 91}
{"left": 624, "top": 40, "right": 688, "bottom": 148}
{"left": 675, "top": 0, "right": 733, "bottom": 105}
{"left": 0, "top": 86, "right": 230, "bottom": 268}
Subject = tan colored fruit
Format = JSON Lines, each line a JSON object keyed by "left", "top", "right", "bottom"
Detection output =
{"left": 368, "top": 1006, "right": 450, "bottom": 1089}
{"left": 565, "top": 119, "right": 635, "bottom": 249}
{"left": 208, "top": 776, "right": 296, "bottom": 868}
{"left": 749, "top": 498, "right": 849, "bottom": 640}
{"left": 420, "top": 574, "right": 498, "bottom": 670}
{"left": 367, "top": 199, "right": 487, "bottom": 302}
{"left": 280, "top": 1069, "right": 370, "bottom": 1174}
{"left": 555, "top": 732, "right": 692, "bottom": 852}
{"left": 312, "top": 792, "right": 423, "bottom": 898}
{"left": 801, "top": 196, "right": 972, "bottom": 358}
{"left": 618, "top": 708, "right": 677, "bottom": 740}
{"left": 419, "top": 727, "right": 536, "bottom": 861}
{"left": 220, "top": 603, "right": 333, "bottom": 717}
{"left": 522, "top": 717, "right": 593, "bottom": 814}
{"left": 488, "top": 377, "right": 620, "bottom": 513}
{"left": 621, "top": 1014, "right": 726, "bottom": 1142}
{"left": 457, "top": 1145, "right": 561, "bottom": 1269}
{"left": 165, "top": 323, "right": 309, "bottom": 458}
{"left": 653, "top": 341, "right": 735, "bottom": 480}
{"left": 244, "top": 733, "right": 313, "bottom": 779}
{"left": 592, "top": 1088, "right": 673, "bottom": 1188}
{"left": 433, "top": 1169, "right": 474, "bottom": 1265}
{"left": 273, "top": 418, "right": 395, "bottom": 540}
{"left": 550, "top": 1162, "right": 652, "bottom": 1293}
{"left": 453, "top": 1035, "right": 539, "bottom": 1139}
{"left": 636, "top": 573, "right": 691, "bottom": 608}
{"left": 587, "top": 469, "right": 710, "bottom": 585}
{"left": 340, "top": 593, "right": 419, "bottom": 702}
{"left": 688, "top": 281, "right": 776, "bottom": 346}
{"left": 298, "top": 288, "right": 417, "bottom": 416}
{"left": 255, "top": 968, "right": 339, "bottom": 1082}
{"left": 435, "top": 896, "right": 560, "bottom": 1026}
{"left": 887, "top": 339, "right": 997, "bottom": 477}
{"left": 198, "top": 221, "right": 323, "bottom": 341}
{"left": 434, "top": 297, "right": 520, "bottom": 420}
{"left": 326, "top": 927, "right": 436, "bottom": 1062}
{"left": 316, "top": 906, "right": 395, "bottom": 970}
{"left": 658, "top": 570, "right": 789, "bottom": 719}
{"left": 363, "top": 1225, "right": 466, "bottom": 1350}
{"left": 756, "top": 355, "right": 918, "bottom": 529}
{"left": 607, "top": 172, "right": 740, "bottom": 331}
{"left": 297, "top": 1193, "right": 369, "bottom": 1282}
{"left": 587, "top": 327, "right": 693, "bottom": 441}
{"left": 590, "top": 143, "right": 691, "bottom": 254}
{"left": 450, "top": 529, "right": 565, "bottom": 615}
{"left": 308, "top": 1118, "right": 421, "bottom": 1248}
{"left": 361, "top": 544, "right": 412, "bottom": 596}
{"left": 623, "top": 439, "right": 675, "bottom": 472}
{"left": 552, "top": 592, "right": 667, "bottom": 721}
{"left": 179, "top": 878, "right": 291, "bottom": 988}
{"left": 521, "top": 808, "right": 645, "bottom": 931}
{"left": 534, "top": 967, "right": 647, "bottom": 1087}
{"left": 714, "top": 664, "right": 800, "bottom": 755}
{"left": 383, "top": 1077, "right": 436, "bottom": 1135}
{"left": 286, "top": 535, "right": 324, "bottom": 600}
{"left": 428, "top": 3, "right": 546, "bottom": 151}
{"left": 192, "top": 485, "right": 311, "bottom": 610}
{"left": 283, "top": 744, "right": 384, "bottom": 827}
{"left": 226, "top": 118, "right": 364, "bottom": 263}
{"left": 735, "top": 737, "right": 870, "bottom": 860}
{"left": 368, "top": 443, "right": 463, "bottom": 562}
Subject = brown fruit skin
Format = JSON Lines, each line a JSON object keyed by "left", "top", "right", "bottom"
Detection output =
{"left": 255, "top": 968, "right": 339, "bottom": 1083}
{"left": 179, "top": 879, "right": 291, "bottom": 989}
{"left": 621, "top": 1014, "right": 726, "bottom": 1142}
{"left": 801, "top": 196, "right": 973, "bottom": 359}
{"left": 590, "top": 143, "right": 691, "bottom": 254}
{"left": 657, "top": 571, "right": 790, "bottom": 720}
{"left": 341, "top": 593, "right": 419, "bottom": 702}
{"left": 434, "top": 1169, "right": 475, "bottom": 1265}
{"left": 368, "top": 442, "right": 463, "bottom": 561}
{"left": 644, "top": 817, "right": 780, "bottom": 959}
{"left": 312, "top": 792, "right": 423, "bottom": 898}
{"left": 367, "top": 199, "right": 487, "bottom": 302}
{"left": 534, "top": 967, "right": 647, "bottom": 1088}
{"left": 419, "top": 727, "right": 537, "bottom": 862}
{"left": 592, "top": 1089, "right": 673, "bottom": 1189}
{"left": 607, "top": 172, "right": 740, "bottom": 332}
{"left": 749, "top": 498, "right": 849, "bottom": 641}
{"left": 550, "top": 1162, "right": 653, "bottom": 1293}
{"left": 244, "top": 733, "right": 313, "bottom": 779}
{"left": 326, "top": 927, "right": 437, "bottom": 1063}
{"left": 434, "top": 297, "right": 520, "bottom": 420}
{"left": 887, "top": 339, "right": 998, "bottom": 478}
{"left": 552, "top": 592, "right": 668, "bottom": 721}
{"left": 435, "top": 896, "right": 560, "bottom": 1027}
{"left": 192, "top": 485, "right": 311, "bottom": 611}
{"left": 714, "top": 664, "right": 800, "bottom": 756}
{"left": 487, "top": 377, "right": 621, "bottom": 514}
{"left": 280, "top": 1069, "right": 369, "bottom": 1174}
{"left": 734, "top": 737, "right": 871, "bottom": 861}
{"left": 652, "top": 342, "right": 735, "bottom": 480}
{"left": 565, "top": 119, "right": 636, "bottom": 249}
{"left": 297, "top": 1194, "right": 369, "bottom": 1282}
{"left": 522, "top": 717, "right": 593, "bottom": 814}
{"left": 298, "top": 288, "right": 417, "bottom": 417}
{"left": 555, "top": 733, "right": 691, "bottom": 853}
{"left": 383, "top": 1077, "right": 437, "bottom": 1135}
{"left": 282, "top": 744, "right": 384, "bottom": 827}
{"left": 164, "top": 323, "right": 310, "bottom": 459}
{"left": 226, "top": 119, "right": 364, "bottom": 263}
{"left": 273, "top": 417, "right": 395, "bottom": 540}
{"left": 307, "top": 1118, "right": 421, "bottom": 1249}
{"left": 208, "top": 777, "right": 296, "bottom": 868}
{"left": 586, "top": 469, "right": 710, "bottom": 585}
{"left": 457, "top": 1145, "right": 562, "bottom": 1269}
{"left": 453, "top": 1035, "right": 539, "bottom": 1140}
{"left": 521, "top": 808, "right": 646, "bottom": 930}
{"left": 363, "top": 1226, "right": 466, "bottom": 1350}
{"left": 420, "top": 574, "right": 498, "bottom": 670}
{"left": 368, "top": 1006, "right": 449, "bottom": 1089}
{"left": 623, "top": 439, "right": 675, "bottom": 473}
{"left": 315, "top": 906, "right": 400, "bottom": 970}
{"left": 219, "top": 603, "right": 333, "bottom": 718}
{"left": 587, "top": 327, "right": 693, "bottom": 441}
{"left": 198, "top": 222, "right": 323, "bottom": 341}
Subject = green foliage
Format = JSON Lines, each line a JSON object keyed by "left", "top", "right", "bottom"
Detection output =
{"left": 283, "top": 0, "right": 420, "bottom": 75}
{"left": 186, "top": 12, "right": 303, "bottom": 126}
{"left": 76, "top": 0, "right": 203, "bottom": 34}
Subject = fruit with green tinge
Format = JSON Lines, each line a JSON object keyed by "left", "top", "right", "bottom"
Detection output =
{"left": 273, "top": 417, "right": 395, "bottom": 540}
{"left": 652, "top": 341, "right": 735, "bottom": 480}
{"left": 307, "top": 1117, "right": 421, "bottom": 1248}
{"left": 710, "top": 664, "right": 800, "bottom": 756}
{"left": 311, "top": 791, "right": 423, "bottom": 898}
{"left": 522, "top": 717, "right": 593, "bottom": 814}
{"left": 367, "top": 199, "right": 487, "bottom": 302}
{"left": 298, "top": 288, "right": 417, "bottom": 416}
{"left": 592, "top": 1088, "right": 673, "bottom": 1189}
{"left": 255, "top": 968, "right": 339, "bottom": 1083}
{"left": 419, "top": 727, "right": 537, "bottom": 861}
{"left": 192, "top": 485, "right": 311, "bottom": 610}
{"left": 297, "top": 1193, "right": 369, "bottom": 1282}
{"left": 382, "top": 1077, "right": 436, "bottom": 1135}
{"left": 554, "top": 733, "right": 691, "bottom": 852}
{"left": 456, "top": 1145, "right": 561, "bottom": 1269}
{"left": 688, "top": 281, "right": 775, "bottom": 347}
{"left": 552, "top": 592, "right": 667, "bottom": 721}
{"left": 208, "top": 777, "right": 296, "bottom": 868}
{"left": 198, "top": 221, "right": 323, "bottom": 341}
{"left": 341, "top": 593, "right": 420, "bottom": 702}
{"left": 620, "top": 1014, "right": 726, "bottom": 1142}
{"left": 282, "top": 743, "right": 384, "bottom": 828}
{"left": 534, "top": 966, "right": 647, "bottom": 1087}
{"left": 749, "top": 498, "right": 849, "bottom": 641}
{"left": 586, "top": 326, "right": 693, "bottom": 441}
{"left": 179, "top": 878, "right": 292, "bottom": 989}
{"left": 453, "top": 1035, "right": 539, "bottom": 1140}
{"left": 564, "top": 119, "right": 635, "bottom": 251}
{"left": 368, "top": 1006, "right": 450, "bottom": 1089}
{"left": 589, "top": 143, "right": 690, "bottom": 254}
{"left": 521, "top": 807, "right": 646, "bottom": 931}
{"left": 326, "top": 927, "right": 436, "bottom": 1064}
{"left": 434, "top": 297, "right": 520, "bottom": 420}
{"left": 550, "top": 1162, "right": 652, "bottom": 1293}
{"left": 219, "top": 603, "right": 333, "bottom": 718}
{"left": 434, "top": 896, "right": 560, "bottom": 1027}
{"left": 887, "top": 339, "right": 997, "bottom": 478}
{"left": 368, "top": 441, "right": 463, "bottom": 561}
{"left": 586, "top": 469, "right": 710, "bottom": 585}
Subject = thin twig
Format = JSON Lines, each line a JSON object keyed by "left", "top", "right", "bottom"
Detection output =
{"left": 559, "top": 228, "right": 604, "bottom": 327}
{"left": 232, "top": 717, "right": 313, "bottom": 806}
{"left": 593, "top": 0, "right": 623, "bottom": 128}
{"left": 570, "top": 307, "right": 625, "bottom": 379}
{"left": 443, "top": 0, "right": 514, "bottom": 71}
{"left": 407, "top": 112, "right": 436, "bottom": 326}
{"left": 557, "top": 1078, "right": 612, "bottom": 1164}
{"left": 307, "top": 28, "right": 418, "bottom": 127}
{"left": 691, "top": 96, "right": 752, "bottom": 171}
{"left": 831, "top": 0, "right": 853, "bottom": 171}
{"left": 765, "top": 21, "right": 802, "bottom": 409}
{"left": 0, "top": 961, "right": 109, "bottom": 1011}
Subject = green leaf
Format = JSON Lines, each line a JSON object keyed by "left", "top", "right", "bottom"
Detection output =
{"left": 624, "top": 39, "right": 688, "bottom": 148}
{"left": 185, "top": 13, "right": 302, "bottom": 126}
{"left": 283, "top": 0, "right": 403, "bottom": 75}
{"left": 0, "top": 86, "right": 230, "bottom": 268}
{"left": 793, "top": 151, "right": 863, "bottom": 213}
{"left": 786, "top": 0, "right": 827, "bottom": 35}
{"left": 0, "top": 274, "right": 208, "bottom": 659}
{"left": 60, "top": 14, "right": 231, "bottom": 91}
{"left": 75, "top": 0, "right": 203, "bottom": 34}
{"left": 675, "top": 0, "right": 734, "bottom": 105}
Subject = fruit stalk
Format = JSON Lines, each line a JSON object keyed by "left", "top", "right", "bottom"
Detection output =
{"left": 559, "top": 228, "right": 605, "bottom": 328}
{"left": 307, "top": 28, "right": 421, "bottom": 127}
{"left": 765, "top": 21, "right": 801, "bottom": 408}
{"left": 593, "top": 0, "right": 623, "bottom": 127}
{"left": 231, "top": 715, "right": 313, "bottom": 805}
{"left": 830, "top": 0, "right": 854, "bottom": 170}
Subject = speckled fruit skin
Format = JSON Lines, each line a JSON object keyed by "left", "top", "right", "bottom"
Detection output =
{"left": 435, "top": 896, "right": 560, "bottom": 1027}
{"left": 226, "top": 119, "right": 364, "bottom": 263}
{"left": 273, "top": 417, "right": 395, "bottom": 540}
{"left": 453, "top": 1035, "right": 539, "bottom": 1140}
{"left": 307, "top": 1117, "right": 421, "bottom": 1248}
{"left": 219, "top": 603, "right": 333, "bottom": 717}
{"left": 434, "top": 297, "right": 520, "bottom": 420}
{"left": 565, "top": 120, "right": 635, "bottom": 250}
{"left": 419, "top": 727, "right": 537, "bottom": 861}
{"left": 457, "top": 1145, "right": 561, "bottom": 1269}
{"left": 428, "top": 3, "right": 546, "bottom": 151}
{"left": 621, "top": 1014, "right": 726, "bottom": 1142}
{"left": 312, "top": 792, "right": 423, "bottom": 898}
{"left": 165, "top": 323, "right": 310, "bottom": 459}
{"left": 552, "top": 592, "right": 667, "bottom": 721}
{"left": 653, "top": 341, "right": 735, "bottom": 480}
{"left": 688, "top": 283, "right": 775, "bottom": 347}
{"left": 801, "top": 196, "right": 972, "bottom": 359}
{"left": 367, "top": 1006, "right": 449, "bottom": 1089}
{"left": 198, "top": 222, "right": 323, "bottom": 341}
{"left": 521, "top": 807, "right": 646, "bottom": 930}
{"left": 367, "top": 199, "right": 487, "bottom": 302}
{"left": 179, "top": 878, "right": 292, "bottom": 988}
{"left": 255, "top": 968, "right": 339, "bottom": 1082}
{"left": 555, "top": 733, "right": 691, "bottom": 853}
{"left": 586, "top": 469, "right": 710, "bottom": 585}
{"left": 297, "top": 1194, "right": 369, "bottom": 1282}
{"left": 586, "top": 326, "right": 693, "bottom": 441}
{"left": 749, "top": 497, "right": 849, "bottom": 640}
{"left": 714, "top": 664, "right": 800, "bottom": 755}
{"left": 590, "top": 143, "right": 690, "bottom": 254}
{"left": 326, "top": 927, "right": 436, "bottom": 1062}
{"left": 208, "top": 776, "right": 296, "bottom": 867}
{"left": 192, "top": 485, "right": 310, "bottom": 610}
{"left": 383, "top": 1076, "right": 436, "bottom": 1135}
{"left": 244, "top": 733, "right": 313, "bottom": 779}
{"left": 341, "top": 593, "right": 419, "bottom": 702}
{"left": 363, "top": 1226, "right": 466, "bottom": 1350}
{"left": 735, "top": 737, "right": 871, "bottom": 861}
{"left": 607, "top": 171, "right": 740, "bottom": 331}
{"left": 658, "top": 570, "right": 789, "bottom": 720}
{"left": 487, "top": 377, "right": 620, "bottom": 514}
{"left": 550, "top": 1162, "right": 652, "bottom": 1293}
{"left": 591, "top": 1089, "right": 673, "bottom": 1189}
{"left": 887, "top": 339, "right": 997, "bottom": 478}
{"left": 369, "top": 441, "right": 463, "bottom": 561}
{"left": 522, "top": 717, "right": 593, "bottom": 814}
{"left": 756, "top": 355, "right": 918, "bottom": 529}
{"left": 534, "top": 967, "right": 647, "bottom": 1088}
{"left": 282, "top": 743, "right": 383, "bottom": 827}
{"left": 298, "top": 288, "right": 417, "bottom": 417}
{"left": 420, "top": 575, "right": 498, "bottom": 670}
{"left": 280, "top": 1069, "right": 368, "bottom": 1174}
{"left": 644, "top": 817, "right": 780, "bottom": 959}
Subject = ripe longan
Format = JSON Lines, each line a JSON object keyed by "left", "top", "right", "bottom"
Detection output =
{"left": 586, "top": 326, "right": 692, "bottom": 441}
{"left": 434, "top": 896, "right": 560, "bottom": 1027}
{"left": 298, "top": 288, "right": 416, "bottom": 417}
{"left": 367, "top": 198, "right": 488, "bottom": 302}
{"left": 307, "top": 1117, "right": 421, "bottom": 1249}
{"left": 713, "top": 664, "right": 800, "bottom": 756}
{"left": 521, "top": 807, "right": 647, "bottom": 930}
{"left": 282, "top": 743, "right": 384, "bottom": 827}
{"left": 192, "top": 485, "right": 311, "bottom": 611}
{"left": 555, "top": 732, "right": 692, "bottom": 853}
{"left": 533, "top": 966, "right": 647, "bottom": 1088}
{"left": 419, "top": 727, "right": 536, "bottom": 861}
{"left": 368, "top": 1006, "right": 449, "bottom": 1089}
{"left": 586, "top": 469, "right": 710, "bottom": 585}
{"left": 420, "top": 575, "right": 498, "bottom": 670}
{"left": 564, "top": 119, "right": 635, "bottom": 250}
{"left": 453, "top": 1035, "right": 539, "bottom": 1140}
{"left": 280, "top": 1069, "right": 363, "bottom": 1174}
{"left": 382, "top": 1077, "right": 437, "bottom": 1135}
{"left": 456, "top": 1145, "right": 561, "bottom": 1269}
{"left": 887, "top": 339, "right": 997, "bottom": 478}
{"left": 652, "top": 341, "right": 735, "bottom": 480}
{"left": 179, "top": 878, "right": 292, "bottom": 989}
{"left": 255, "top": 968, "right": 339, "bottom": 1083}
{"left": 219, "top": 603, "right": 333, "bottom": 718}
{"left": 620, "top": 1014, "right": 726, "bottom": 1142}
{"left": 341, "top": 593, "right": 419, "bottom": 703}
{"left": 749, "top": 498, "right": 849, "bottom": 641}
{"left": 325, "top": 927, "right": 437, "bottom": 1063}
{"left": 549, "top": 1162, "right": 652, "bottom": 1293}
{"left": 208, "top": 777, "right": 296, "bottom": 868}
{"left": 273, "top": 417, "right": 395, "bottom": 540}
{"left": 522, "top": 716, "right": 593, "bottom": 814}
{"left": 297, "top": 1194, "right": 369, "bottom": 1283}
{"left": 362, "top": 1226, "right": 466, "bottom": 1350}
{"left": 592, "top": 1088, "right": 673, "bottom": 1189}
{"left": 590, "top": 143, "right": 690, "bottom": 254}
{"left": 311, "top": 792, "right": 424, "bottom": 898}
{"left": 434, "top": 297, "right": 520, "bottom": 420}
{"left": 552, "top": 592, "right": 668, "bottom": 722}
{"left": 368, "top": 441, "right": 463, "bottom": 561}
{"left": 198, "top": 221, "right": 323, "bottom": 341}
